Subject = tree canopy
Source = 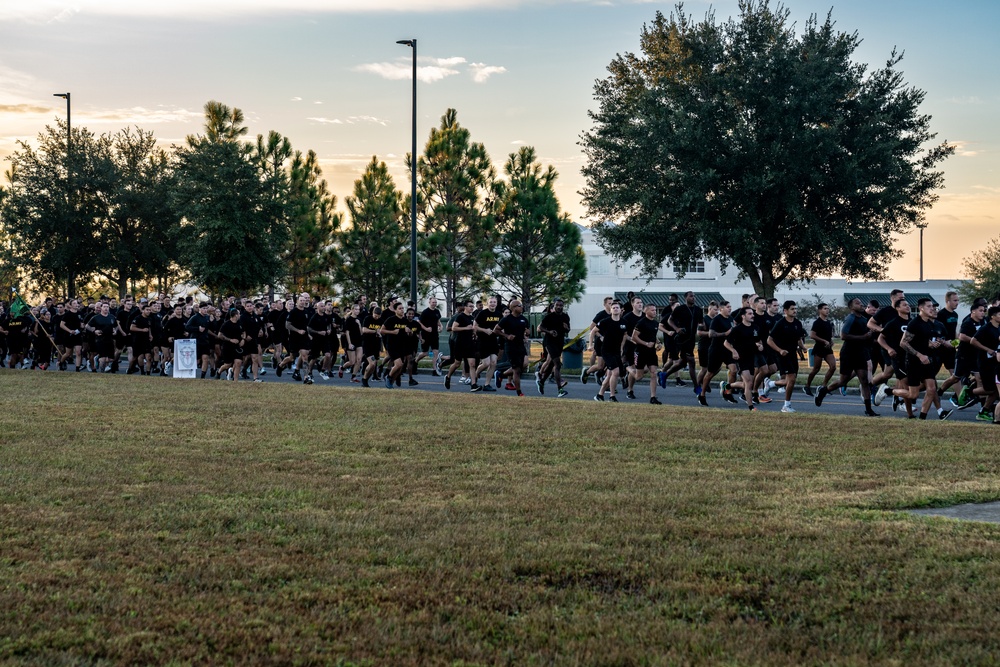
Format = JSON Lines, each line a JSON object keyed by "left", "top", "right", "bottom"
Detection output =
{"left": 580, "top": 0, "right": 954, "bottom": 298}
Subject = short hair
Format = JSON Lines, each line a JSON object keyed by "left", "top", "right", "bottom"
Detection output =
{"left": 719, "top": 300, "right": 730, "bottom": 308}
{"left": 817, "top": 302, "right": 828, "bottom": 310}
{"left": 868, "top": 299, "right": 881, "bottom": 309}
{"left": 890, "top": 289, "right": 904, "bottom": 297}
{"left": 782, "top": 300, "right": 796, "bottom": 311}
{"left": 708, "top": 300, "right": 718, "bottom": 307}
{"left": 893, "top": 298, "right": 907, "bottom": 309}
{"left": 754, "top": 297, "right": 766, "bottom": 306}
{"left": 946, "top": 291, "right": 957, "bottom": 300}
{"left": 989, "top": 306, "right": 1000, "bottom": 320}
{"left": 917, "top": 297, "right": 934, "bottom": 308}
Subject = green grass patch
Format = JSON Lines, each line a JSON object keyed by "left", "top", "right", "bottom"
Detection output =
{"left": 2, "top": 371, "right": 1000, "bottom": 665}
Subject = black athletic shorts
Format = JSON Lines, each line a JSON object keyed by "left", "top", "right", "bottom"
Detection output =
{"left": 289, "top": 333, "right": 310, "bottom": 353}
{"left": 907, "top": 359, "right": 941, "bottom": 386}
{"left": 776, "top": 352, "right": 798, "bottom": 376}
{"left": 622, "top": 342, "right": 636, "bottom": 368}
{"left": 478, "top": 337, "right": 499, "bottom": 359}
{"left": 938, "top": 346, "right": 956, "bottom": 371}
{"left": 505, "top": 342, "right": 526, "bottom": 370}
{"left": 734, "top": 355, "right": 754, "bottom": 375}
{"left": 676, "top": 336, "right": 695, "bottom": 357}
{"left": 706, "top": 347, "right": 732, "bottom": 374}
{"left": 602, "top": 352, "right": 622, "bottom": 372}
{"left": 635, "top": 346, "right": 658, "bottom": 369}
{"left": 543, "top": 339, "right": 563, "bottom": 363}
{"left": 594, "top": 338, "right": 603, "bottom": 357}
{"left": 812, "top": 344, "right": 833, "bottom": 360}
{"left": 421, "top": 333, "right": 439, "bottom": 353}
{"left": 839, "top": 346, "right": 869, "bottom": 373}
{"left": 954, "top": 355, "right": 976, "bottom": 381}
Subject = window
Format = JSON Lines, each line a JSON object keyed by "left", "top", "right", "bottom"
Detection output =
{"left": 670, "top": 260, "right": 705, "bottom": 274}
{"left": 588, "top": 255, "right": 610, "bottom": 276}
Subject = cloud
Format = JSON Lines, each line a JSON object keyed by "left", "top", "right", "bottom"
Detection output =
{"left": 82, "top": 106, "right": 203, "bottom": 124}
{"left": 0, "top": 104, "right": 52, "bottom": 114}
{"left": 290, "top": 97, "right": 302, "bottom": 102}
{"left": 950, "top": 140, "right": 981, "bottom": 158}
{"left": 946, "top": 96, "right": 984, "bottom": 105}
{"left": 308, "top": 116, "right": 389, "bottom": 126}
{"left": 468, "top": 62, "right": 507, "bottom": 83}
{"left": 355, "top": 58, "right": 463, "bottom": 84}
{"left": 511, "top": 139, "right": 526, "bottom": 145}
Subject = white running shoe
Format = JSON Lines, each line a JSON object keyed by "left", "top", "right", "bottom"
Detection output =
{"left": 781, "top": 405, "right": 796, "bottom": 413}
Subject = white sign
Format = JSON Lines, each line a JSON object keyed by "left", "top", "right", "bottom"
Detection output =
{"left": 173, "top": 339, "right": 198, "bottom": 378}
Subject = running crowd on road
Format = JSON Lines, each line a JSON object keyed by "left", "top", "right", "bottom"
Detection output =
{"left": 1, "top": 288, "right": 999, "bottom": 422}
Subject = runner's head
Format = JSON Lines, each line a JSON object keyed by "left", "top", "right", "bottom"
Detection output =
{"left": 917, "top": 298, "right": 937, "bottom": 319}
{"left": 685, "top": 291, "right": 695, "bottom": 306}
{"left": 970, "top": 303, "right": 985, "bottom": 322}
{"left": 719, "top": 300, "right": 731, "bottom": 317}
{"left": 783, "top": 300, "right": 796, "bottom": 318}
{"left": 894, "top": 298, "right": 910, "bottom": 317}
{"left": 509, "top": 299, "right": 522, "bottom": 315}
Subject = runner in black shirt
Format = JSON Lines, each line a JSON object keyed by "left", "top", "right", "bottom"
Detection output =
{"left": 279, "top": 295, "right": 313, "bottom": 383}
{"left": 413, "top": 297, "right": 442, "bottom": 376}
{"left": 216, "top": 308, "right": 246, "bottom": 381}
{"left": 582, "top": 297, "right": 613, "bottom": 386}
{"left": 816, "top": 298, "right": 878, "bottom": 417}
{"left": 592, "top": 301, "right": 628, "bottom": 401}
{"left": 493, "top": 299, "right": 531, "bottom": 396}
{"left": 764, "top": 301, "right": 807, "bottom": 412}
{"left": 359, "top": 307, "right": 383, "bottom": 387}
{"left": 58, "top": 300, "right": 85, "bottom": 371}
{"left": 537, "top": 299, "right": 571, "bottom": 397}
{"left": 129, "top": 303, "right": 155, "bottom": 375}
{"left": 805, "top": 303, "right": 836, "bottom": 396}
{"left": 950, "top": 303, "right": 985, "bottom": 410}
{"left": 666, "top": 291, "right": 700, "bottom": 387}
{"left": 695, "top": 302, "right": 718, "bottom": 396}
{"left": 895, "top": 298, "right": 951, "bottom": 419}
{"left": 970, "top": 306, "right": 1000, "bottom": 421}
{"left": 699, "top": 301, "right": 736, "bottom": 405}
{"left": 629, "top": 303, "right": 662, "bottom": 404}
{"left": 723, "top": 307, "right": 760, "bottom": 411}
{"left": 873, "top": 299, "right": 915, "bottom": 417}
{"left": 472, "top": 296, "right": 503, "bottom": 392}
{"left": 86, "top": 302, "right": 118, "bottom": 372}
{"left": 185, "top": 302, "right": 214, "bottom": 378}
{"left": 379, "top": 302, "right": 412, "bottom": 389}
{"left": 621, "top": 296, "right": 644, "bottom": 391}
{"left": 445, "top": 301, "right": 477, "bottom": 391}
{"left": 936, "top": 291, "right": 962, "bottom": 401}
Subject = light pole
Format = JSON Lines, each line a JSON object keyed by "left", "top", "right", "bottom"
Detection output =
{"left": 396, "top": 39, "right": 418, "bottom": 309}
{"left": 53, "top": 92, "right": 73, "bottom": 298}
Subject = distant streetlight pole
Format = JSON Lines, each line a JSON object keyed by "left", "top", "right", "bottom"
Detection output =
{"left": 396, "top": 38, "right": 418, "bottom": 308}
{"left": 53, "top": 92, "right": 73, "bottom": 297}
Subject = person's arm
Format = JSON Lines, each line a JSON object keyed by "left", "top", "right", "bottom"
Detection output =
{"left": 723, "top": 338, "right": 738, "bottom": 359}
{"left": 877, "top": 333, "right": 896, "bottom": 357}
{"left": 867, "top": 316, "right": 882, "bottom": 333}
{"left": 766, "top": 336, "right": 786, "bottom": 355}
{"left": 900, "top": 330, "right": 929, "bottom": 364}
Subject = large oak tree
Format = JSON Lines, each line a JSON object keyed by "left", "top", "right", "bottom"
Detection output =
{"left": 581, "top": 1, "right": 953, "bottom": 297}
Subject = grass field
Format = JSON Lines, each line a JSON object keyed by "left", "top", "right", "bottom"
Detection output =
{"left": 2, "top": 371, "right": 1000, "bottom": 665}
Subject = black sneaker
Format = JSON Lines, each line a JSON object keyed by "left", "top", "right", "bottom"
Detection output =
{"left": 938, "top": 409, "right": 953, "bottom": 421}
{"left": 409, "top": 378, "right": 419, "bottom": 386}
{"left": 445, "top": 375, "right": 451, "bottom": 390}
{"left": 815, "top": 386, "right": 828, "bottom": 407}
{"left": 698, "top": 394, "right": 708, "bottom": 406}
{"left": 627, "top": 390, "right": 636, "bottom": 400}
{"left": 292, "top": 370, "right": 302, "bottom": 382}
{"left": 362, "top": 377, "right": 370, "bottom": 387}
{"left": 609, "top": 395, "right": 619, "bottom": 403}
{"left": 303, "top": 375, "right": 314, "bottom": 385}
{"left": 674, "top": 378, "right": 687, "bottom": 387}
{"left": 650, "top": 397, "right": 662, "bottom": 405}
{"left": 581, "top": 368, "right": 589, "bottom": 385}
{"left": 470, "top": 384, "right": 482, "bottom": 392}
{"left": 803, "top": 386, "right": 814, "bottom": 397}
{"left": 594, "top": 394, "right": 604, "bottom": 402}
{"left": 864, "top": 409, "right": 879, "bottom": 417}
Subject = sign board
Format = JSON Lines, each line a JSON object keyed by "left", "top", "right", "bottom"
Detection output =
{"left": 173, "top": 339, "right": 198, "bottom": 378}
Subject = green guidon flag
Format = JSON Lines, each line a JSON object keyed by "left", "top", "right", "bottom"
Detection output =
{"left": 9, "top": 294, "right": 30, "bottom": 319}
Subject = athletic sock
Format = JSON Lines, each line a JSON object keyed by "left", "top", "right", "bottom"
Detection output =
{"left": 784, "top": 401, "right": 791, "bottom": 409}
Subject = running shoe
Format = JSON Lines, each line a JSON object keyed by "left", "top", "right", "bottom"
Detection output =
{"left": 760, "top": 381, "right": 771, "bottom": 398}
{"left": 361, "top": 377, "right": 370, "bottom": 387}
{"left": 976, "top": 410, "right": 993, "bottom": 422}
{"left": 276, "top": 366, "right": 283, "bottom": 378}
{"left": 757, "top": 395, "right": 772, "bottom": 404}
{"left": 292, "top": 370, "right": 302, "bottom": 382}
{"left": 558, "top": 389, "right": 569, "bottom": 398}
{"left": 650, "top": 397, "right": 662, "bottom": 405}
{"left": 494, "top": 370, "right": 502, "bottom": 388}
{"left": 304, "top": 375, "right": 314, "bottom": 385}
{"left": 694, "top": 384, "right": 702, "bottom": 396}
{"left": 536, "top": 376, "right": 544, "bottom": 395}
{"left": 594, "top": 394, "right": 605, "bottom": 402}
{"left": 505, "top": 382, "right": 516, "bottom": 391}
{"left": 627, "top": 390, "right": 636, "bottom": 400}
{"left": 780, "top": 405, "right": 796, "bottom": 413}
{"left": 253, "top": 379, "right": 263, "bottom": 383}
{"left": 445, "top": 375, "right": 451, "bottom": 390}
{"left": 892, "top": 395, "right": 901, "bottom": 412}
{"left": 657, "top": 371, "right": 667, "bottom": 389}
{"left": 319, "top": 372, "right": 330, "bottom": 381}
{"left": 815, "top": 386, "right": 828, "bottom": 407}
{"left": 558, "top": 380, "right": 568, "bottom": 390}
{"left": 873, "top": 383, "right": 888, "bottom": 406}
{"left": 864, "top": 409, "right": 879, "bottom": 417}
{"left": 674, "top": 378, "right": 687, "bottom": 387}
{"left": 338, "top": 365, "right": 345, "bottom": 379}
{"left": 581, "top": 368, "right": 589, "bottom": 385}
{"left": 384, "top": 375, "right": 393, "bottom": 389}
{"left": 470, "top": 384, "right": 483, "bottom": 392}
{"left": 609, "top": 395, "right": 619, "bottom": 403}
{"left": 482, "top": 385, "right": 496, "bottom": 392}
{"left": 840, "top": 386, "right": 848, "bottom": 396}
{"left": 460, "top": 377, "right": 471, "bottom": 385}
{"left": 698, "top": 394, "right": 708, "bottom": 406}
{"left": 351, "top": 377, "right": 361, "bottom": 383}
{"left": 938, "top": 409, "right": 953, "bottom": 421}
{"left": 409, "top": 378, "right": 419, "bottom": 386}
{"left": 259, "top": 368, "right": 267, "bottom": 376}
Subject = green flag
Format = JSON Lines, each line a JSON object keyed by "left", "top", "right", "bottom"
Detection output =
{"left": 9, "top": 295, "right": 30, "bottom": 319}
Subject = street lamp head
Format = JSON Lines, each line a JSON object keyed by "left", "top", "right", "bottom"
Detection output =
{"left": 53, "top": 93, "right": 69, "bottom": 99}
{"left": 396, "top": 39, "right": 414, "bottom": 47}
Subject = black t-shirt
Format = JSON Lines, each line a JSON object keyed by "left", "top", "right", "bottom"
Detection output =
{"left": 540, "top": 311, "right": 570, "bottom": 345}
{"left": 697, "top": 313, "right": 713, "bottom": 353}
{"left": 880, "top": 315, "right": 907, "bottom": 354}
{"left": 840, "top": 313, "right": 870, "bottom": 351}
{"left": 131, "top": 314, "right": 151, "bottom": 340}
{"left": 286, "top": 308, "right": 309, "bottom": 336}
{"left": 873, "top": 305, "right": 897, "bottom": 329}
{"left": 597, "top": 316, "right": 628, "bottom": 353}
{"left": 61, "top": 310, "right": 82, "bottom": 334}
{"left": 973, "top": 321, "right": 1000, "bottom": 367}
{"left": 90, "top": 313, "right": 117, "bottom": 340}
{"left": 185, "top": 313, "right": 212, "bottom": 345}
{"left": 957, "top": 317, "right": 982, "bottom": 361}
{"left": 937, "top": 308, "right": 959, "bottom": 340}
{"left": 496, "top": 314, "right": 530, "bottom": 344}
{"left": 453, "top": 312, "right": 475, "bottom": 346}
{"left": 622, "top": 311, "right": 643, "bottom": 338}
{"left": 419, "top": 307, "right": 441, "bottom": 336}
{"left": 708, "top": 314, "right": 733, "bottom": 351}
{"left": 220, "top": 319, "right": 243, "bottom": 347}
{"left": 769, "top": 317, "right": 805, "bottom": 353}
{"left": 592, "top": 309, "right": 611, "bottom": 328}
{"left": 670, "top": 304, "right": 699, "bottom": 339}
{"left": 345, "top": 315, "right": 363, "bottom": 347}
{"left": 309, "top": 311, "right": 332, "bottom": 341}
{"left": 633, "top": 316, "right": 659, "bottom": 346}
{"left": 361, "top": 314, "right": 382, "bottom": 349}
{"left": 810, "top": 318, "right": 834, "bottom": 347}
{"left": 165, "top": 315, "right": 186, "bottom": 341}
{"left": 904, "top": 316, "right": 943, "bottom": 360}
{"left": 381, "top": 314, "right": 409, "bottom": 352}
{"left": 728, "top": 322, "right": 758, "bottom": 360}
{"left": 476, "top": 307, "right": 503, "bottom": 344}
{"left": 755, "top": 311, "right": 777, "bottom": 344}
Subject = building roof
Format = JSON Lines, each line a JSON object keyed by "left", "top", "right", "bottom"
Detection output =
{"left": 614, "top": 291, "right": 724, "bottom": 309}
{"left": 843, "top": 292, "right": 935, "bottom": 309}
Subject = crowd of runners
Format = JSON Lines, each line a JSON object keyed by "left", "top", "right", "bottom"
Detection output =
{"left": 1, "top": 288, "right": 999, "bottom": 422}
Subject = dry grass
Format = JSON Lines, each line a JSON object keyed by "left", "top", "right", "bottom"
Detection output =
{"left": 2, "top": 371, "right": 1000, "bottom": 665}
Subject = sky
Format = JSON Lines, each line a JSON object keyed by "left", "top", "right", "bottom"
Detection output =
{"left": 0, "top": 0, "right": 997, "bottom": 281}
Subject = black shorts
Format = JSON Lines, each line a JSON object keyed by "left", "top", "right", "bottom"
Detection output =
{"left": 132, "top": 337, "right": 151, "bottom": 355}
{"left": 594, "top": 338, "right": 603, "bottom": 357}
{"left": 421, "top": 333, "right": 439, "bottom": 353}
{"left": 706, "top": 347, "right": 732, "bottom": 374}
{"left": 812, "top": 344, "right": 833, "bottom": 360}
{"left": 622, "top": 342, "right": 636, "bottom": 368}
{"left": 754, "top": 352, "right": 768, "bottom": 369}
{"left": 954, "top": 356, "right": 976, "bottom": 380}
{"left": 635, "top": 346, "right": 658, "bottom": 369}
{"left": 543, "top": 340, "right": 563, "bottom": 362}
{"left": 505, "top": 343, "right": 526, "bottom": 369}
{"left": 602, "top": 353, "right": 622, "bottom": 372}
{"left": 839, "top": 346, "right": 869, "bottom": 373}
{"left": 979, "top": 360, "right": 998, "bottom": 387}
{"left": 677, "top": 337, "right": 695, "bottom": 357}
{"left": 289, "top": 333, "right": 310, "bottom": 353}
{"left": 478, "top": 338, "right": 499, "bottom": 359}
{"left": 776, "top": 352, "right": 798, "bottom": 376}
{"left": 938, "top": 346, "right": 956, "bottom": 371}
{"left": 907, "top": 359, "right": 941, "bottom": 386}
{"left": 697, "top": 345, "right": 710, "bottom": 369}
{"left": 734, "top": 355, "right": 754, "bottom": 375}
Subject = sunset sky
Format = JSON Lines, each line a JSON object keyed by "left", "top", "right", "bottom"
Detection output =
{"left": 1, "top": 0, "right": 996, "bottom": 281}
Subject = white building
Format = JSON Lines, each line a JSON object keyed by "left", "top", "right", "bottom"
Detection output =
{"left": 568, "top": 224, "right": 961, "bottom": 335}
